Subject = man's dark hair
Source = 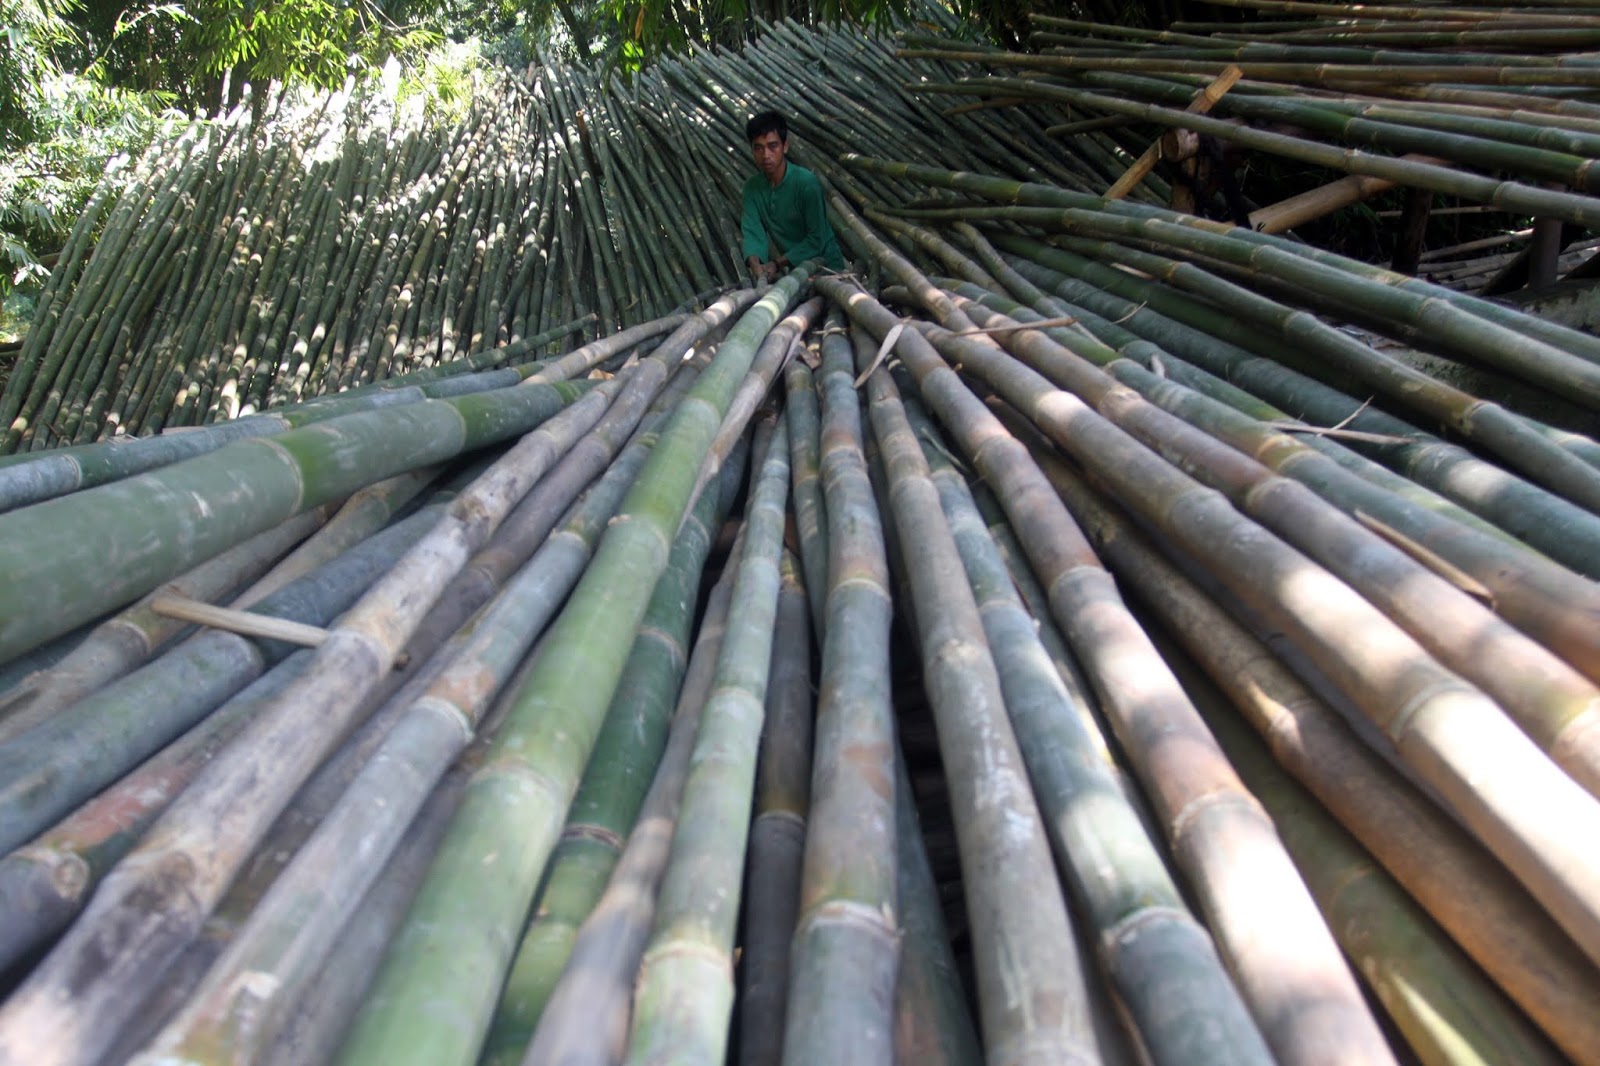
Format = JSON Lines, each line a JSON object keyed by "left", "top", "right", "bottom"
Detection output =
{"left": 746, "top": 111, "right": 788, "bottom": 143}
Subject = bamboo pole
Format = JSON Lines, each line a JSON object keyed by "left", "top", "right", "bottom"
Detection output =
{"left": 622, "top": 418, "right": 791, "bottom": 1065}
{"left": 854, "top": 320, "right": 1102, "bottom": 1065}
{"left": 817, "top": 263, "right": 1394, "bottom": 1065}
{"left": 737, "top": 551, "right": 813, "bottom": 1066}
{"left": 780, "top": 319, "right": 899, "bottom": 1066}
{"left": 1035, "top": 440, "right": 1600, "bottom": 1064}
{"left": 911, "top": 397, "right": 1273, "bottom": 1064}
{"left": 516, "top": 521, "right": 744, "bottom": 1066}
{"left": 334, "top": 271, "right": 807, "bottom": 1066}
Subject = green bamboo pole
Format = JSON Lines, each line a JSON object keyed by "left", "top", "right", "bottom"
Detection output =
{"left": 689, "top": 297, "right": 824, "bottom": 508}
{"left": 842, "top": 152, "right": 1600, "bottom": 370}
{"left": 230, "top": 468, "right": 438, "bottom": 608}
{"left": 257, "top": 726, "right": 467, "bottom": 1066}
{"left": 516, "top": 521, "right": 745, "bottom": 1066}
{"left": 985, "top": 239, "right": 1600, "bottom": 580}
{"left": 0, "top": 376, "right": 588, "bottom": 666}
{"left": 738, "top": 551, "right": 813, "bottom": 1066}
{"left": 621, "top": 417, "right": 791, "bottom": 1065}
{"left": 472, "top": 429, "right": 741, "bottom": 1066}
{"left": 0, "top": 506, "right": 327, "bottom": 744}
{"left": 780, "top": 321, "right": 899, "bottom": 1066}
{"left": 333, "top": 271, "right": 807, "bottom": 1066}
{"left": 1038, "top": 446, "right": 1600, "bottom": 1063}
{"left": 0, "top": 499, "right": 445, "bottom": 857}
{"left": 135, "top": 415, "right": 743, "bottom": 1066}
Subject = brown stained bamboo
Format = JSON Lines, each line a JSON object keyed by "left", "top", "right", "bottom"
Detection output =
{"left": 1038, "top": 449, "right": 1600, "bottom": 1064}
{"left": 909, "top": 390, "right": 1272, "bottom": 1065}
{"left": 1173, "top": 647, "right": 1572, "bottom": 1066}
{"left": 925, "top": 305, "right": 1600, "bottom": 975}
{"left": 815, "top": 269, "right": 1394, "bottom": 1066}
{"left": 928, "top": 299, "right": 1600, "bottom": 799}
{"left": 946, "top": 265, "right": 1600, "bottom": 690}
{"left": 1104, "top": 65, "right": 1243, "bottom": 199}
{"left": 1247, "top": 168, "right": 1407, "bottom": 234}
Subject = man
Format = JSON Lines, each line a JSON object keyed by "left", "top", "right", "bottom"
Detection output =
{"left": 740, "top": 111, "right": 846, "bottom": 283}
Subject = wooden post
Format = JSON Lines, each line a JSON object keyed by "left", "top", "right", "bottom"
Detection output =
{"left": 1530, "top": 215, "right": 1564, "bottom": 288}
{"left": 1391, "top": 187, "right": 1434, "bottom": 275}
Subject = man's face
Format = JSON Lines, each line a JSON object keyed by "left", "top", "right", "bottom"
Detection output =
{"left": 751, "top": 130, "right": 787, "bottom": 182}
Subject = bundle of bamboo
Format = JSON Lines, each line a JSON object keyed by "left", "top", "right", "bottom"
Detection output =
{"left": 3, "top": 9, "right": 1600, "bottom": 1066}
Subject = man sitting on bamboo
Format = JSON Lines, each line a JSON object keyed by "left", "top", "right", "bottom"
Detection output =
{"left": 740, "top": 111, "right": 846, "bottom": 283}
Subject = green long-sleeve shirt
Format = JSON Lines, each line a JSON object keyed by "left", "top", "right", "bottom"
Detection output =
{"left": 740, "top": 162, "right": 845, "bottom": 271}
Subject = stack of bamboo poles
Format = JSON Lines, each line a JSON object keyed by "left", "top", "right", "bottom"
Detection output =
{"left": 901, "top": 3, "right": 1600, "bottom": 281}
{"left": 0, "top": 12, "right": 1142, "bottom": 456}
{"left": 5, "top": 10, "right": 1600, "bottom": 1066}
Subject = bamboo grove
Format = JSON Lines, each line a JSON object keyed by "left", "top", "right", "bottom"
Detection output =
{"left": 4, "top": 3, "right": 1600, "bottom": 1065}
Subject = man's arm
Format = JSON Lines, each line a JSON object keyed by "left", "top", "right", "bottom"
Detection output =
{"left": 740, "top": 184, "right": 772, "bottom": 274}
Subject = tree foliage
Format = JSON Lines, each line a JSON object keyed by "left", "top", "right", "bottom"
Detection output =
{"left": 0, "top": 0, "right": 170, "bottom": 302}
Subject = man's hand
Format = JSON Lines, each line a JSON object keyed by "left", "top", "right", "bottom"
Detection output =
{"left": 747, "top": 256, "right": 779, "bottom": 284}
